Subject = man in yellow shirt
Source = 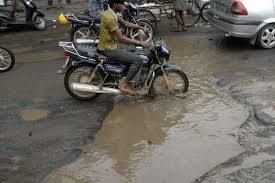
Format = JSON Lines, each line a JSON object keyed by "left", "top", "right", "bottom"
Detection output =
{"left": 97, "top": 0, "right": 151, "bottom": 94}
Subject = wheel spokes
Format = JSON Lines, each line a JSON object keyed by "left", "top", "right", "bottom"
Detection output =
{"left": 0, "top": 49, "right": 12, "bottom": 69}
{"left": 76, "top": 30, "right": 86, "bottom": 37}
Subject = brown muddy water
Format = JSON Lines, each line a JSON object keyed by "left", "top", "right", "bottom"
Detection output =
{"left": 21, "top": 109, "right": 49, "bottom": 121}
{"left": 44, "top": 36, "right": 249, "bottom": 183}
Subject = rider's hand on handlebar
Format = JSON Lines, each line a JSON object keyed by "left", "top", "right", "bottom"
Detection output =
{"left": 139, "top": 41, "right": 151, "bottom": 48}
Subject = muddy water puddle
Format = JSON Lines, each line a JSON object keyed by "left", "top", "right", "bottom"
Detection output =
{"left": 21, "top": 109, "right": 49, "bottom": 121}
{"left": 45, "top": 44, "right": 248, "bottom": 182}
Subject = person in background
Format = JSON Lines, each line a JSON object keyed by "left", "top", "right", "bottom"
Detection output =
{"left": 88, "top": 0, "right": 106, "bottom": 20}
{"left": 171, "top": 0, "right": 187, "bottom": 32}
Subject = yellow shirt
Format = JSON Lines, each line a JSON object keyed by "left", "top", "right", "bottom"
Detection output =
{"left": 97, "top": 9, "right": 119, "bottom": 51}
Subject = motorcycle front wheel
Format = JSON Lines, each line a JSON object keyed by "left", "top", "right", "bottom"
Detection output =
{"left": 149, "top": 69, "right": 189, "bottom": 97}
{"left": 71, "top": 25, "right": 97, "bottom": 42}
{"left": 129, "top": 20, "right": 154, "bottom": 42}
{"left": 0, "top": 47, "right": 15, "bottom": 72}
{"left": 64, "top": 63, "right": 102, "bottom": 101}
{"left": 137, "top": 9, "right": 158, "bottom": 31}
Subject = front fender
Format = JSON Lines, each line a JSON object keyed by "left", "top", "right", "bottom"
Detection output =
{"left": 34, "top": 11, "right": 45, "bottom": 17}
{"left": 154, "top": 64, "right": 182, "bottom": 76}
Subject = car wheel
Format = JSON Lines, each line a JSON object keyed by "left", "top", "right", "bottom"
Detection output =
{"left": 257, "top": 24, "right": 275, "bottom": 49}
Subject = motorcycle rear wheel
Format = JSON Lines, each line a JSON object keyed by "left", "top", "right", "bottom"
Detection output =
{"left": 64, "top": 63, "right": 102, "bottom": 101}
{"left": 149, "top": 69, "right": 189, "bottom": 97}
{"left": 0, "top": 47, "right": 15, "bottom": 72}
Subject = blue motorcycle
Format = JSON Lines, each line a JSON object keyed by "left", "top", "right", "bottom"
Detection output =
{"left": 59, "top": 40, "right": 188, "bottom": 100}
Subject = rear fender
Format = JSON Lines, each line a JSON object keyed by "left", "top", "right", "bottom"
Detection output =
{"left": 34, "top": 11, "right": 45, "bottom": 17}
{"left": 69, "top": 54, "right": 97, "bottom": 64}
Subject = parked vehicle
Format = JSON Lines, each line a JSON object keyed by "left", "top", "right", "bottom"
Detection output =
{"left": 60, "top": 2, "right": 154, "bottom": 43}
{"left": 207, "top": 0, "right": 275, "bottom": 49}
{"left": 0, "top": 0, "right": 46, "bottom": 30}
{"left": 58, "top": 40, "right": 189, "bottom": 100}
{"left": 0, "top": 47, "right": 15, "bottom": 72}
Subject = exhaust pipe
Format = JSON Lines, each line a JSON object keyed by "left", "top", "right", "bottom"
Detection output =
{"left": 75, "top": 39, "right": 99, "bottom": 44}
{"left": 71, "top": 83, "right": 122, "bottom": 94}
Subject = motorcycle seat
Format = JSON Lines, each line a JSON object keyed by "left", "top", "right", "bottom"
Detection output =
{"left": 0, "top": 5, "right": 14, "bottom": 13}
{"left": 91, "top": 51, "right": 122, "bottom": 64}
{"left": 75, "top": 44, "right": 145, "bottom": 65}
{"left": 75, "top": 44, "right": 95, "bottom": 57}
{"left": 74, "top": 44, "right": 115, "bottom": 64}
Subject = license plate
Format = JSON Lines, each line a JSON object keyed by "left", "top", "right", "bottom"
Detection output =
{"left": 214, "top": 2, "right": 227, "bottom": 13}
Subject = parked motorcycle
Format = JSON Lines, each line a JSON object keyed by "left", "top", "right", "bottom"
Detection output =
{"left": 0, "top": 0, "right": 46, "bottom": 30}
{"left": 58, "top": 40, "right": 189, "bottom": 100}
{"left": 60, "top": 2, "right": 154, "bottom": 43}
{"left": 0, "top": 47, "right": 15, "bottom": 72}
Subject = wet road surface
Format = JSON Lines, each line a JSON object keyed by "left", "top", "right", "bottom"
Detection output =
{"left": 0, "top": 23, "right": 115, "bottom": 182}
{"left": 1, "top": 10, "right": 275, "bottom": 183}
{"left": 0, "top": 59, "right": 114, "bottom": 182}
{"left": 44, "top": 51, "right": 248, "bottom": 182}
{"left": 45, "top": 23, "right": 275, "bottom": 182}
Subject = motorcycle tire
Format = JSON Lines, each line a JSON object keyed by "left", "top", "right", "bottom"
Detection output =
{"left": 71, "top": 25, "right": 98, "bottom": 42}
{"left": 149, "top": 68, "right": 189, "bottom": 96}
{"left": 33, "top": 16, "right": 46, "bottom": 30}
{"left": 64, "top": 63, "right": 102, "bottom": 101}
{"left": 0, "top": 47, "right": 15, "bottom": 72}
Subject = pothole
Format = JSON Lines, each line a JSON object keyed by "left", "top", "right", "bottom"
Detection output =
{"left": 21, "top": 109, "right": 49, "bottom": 121}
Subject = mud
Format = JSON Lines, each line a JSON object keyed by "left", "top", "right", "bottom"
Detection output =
{"left": 0, "top": 59, "right": 114, "bottom": 182}
{"left": 21, "top": 109, "right": 49, "bottom": 121}
{"left": 1, "top": 7, "right": 274, "bottom": 182}
{"left": 45, "top": 26, "right": 275, "bottom": 182}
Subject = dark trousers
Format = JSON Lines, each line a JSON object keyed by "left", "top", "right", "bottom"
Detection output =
{"left": 101, "top": 49, "right": 143, "bottom": 83}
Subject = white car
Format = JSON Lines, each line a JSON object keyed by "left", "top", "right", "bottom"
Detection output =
{"left": 207, "top": 0, "right": 275, "bottom": 49}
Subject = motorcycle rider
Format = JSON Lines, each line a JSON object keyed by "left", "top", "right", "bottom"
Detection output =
{"left": 97, "top": 0, "right": 151, "bottom": 94}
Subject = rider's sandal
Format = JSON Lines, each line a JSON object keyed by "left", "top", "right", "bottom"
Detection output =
{"left": 119, "top": 84, "right": 137, "bottom": 95}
